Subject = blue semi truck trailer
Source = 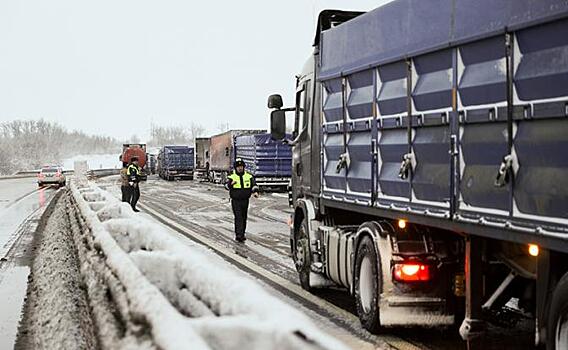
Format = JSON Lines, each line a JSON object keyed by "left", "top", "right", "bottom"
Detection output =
{"left": 268, "top": 1, "right": 568, "bottom": 348}
{"left": 234, "top": 133, "right": 292, "bottom": 190}
{"left": 157, "top": 145, "right": 195, "bottom": 181}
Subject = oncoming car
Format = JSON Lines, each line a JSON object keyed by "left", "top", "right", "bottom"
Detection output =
{"left": 38, "top": 167, "right": 66, "bottom": 187}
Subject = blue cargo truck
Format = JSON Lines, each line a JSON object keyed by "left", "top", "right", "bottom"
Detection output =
{"left": 234, "top": 133, "right": 292, "bottom": 190}
{"left": 157, "top": 145, "right": 195, "bottom": 181}
{"left": 268, "top": 1, "right": 568, "bottom": 348}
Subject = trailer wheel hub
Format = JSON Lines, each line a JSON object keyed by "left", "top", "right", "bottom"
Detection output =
{"left": 295, "top": 237, "right": 309, "bottom": 270}
{"left": 359, "top": 256, "right": 374, "bottom": 313}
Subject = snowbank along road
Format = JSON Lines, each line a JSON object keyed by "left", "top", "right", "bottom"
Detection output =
{"left": 16, "top": 177, "right": 351, "bottom": 350}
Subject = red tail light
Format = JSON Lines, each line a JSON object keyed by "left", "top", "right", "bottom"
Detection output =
{"left": 393, "top": 263, "right": 431, "bottom": 282}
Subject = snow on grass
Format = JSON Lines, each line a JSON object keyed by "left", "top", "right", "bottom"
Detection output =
{"left": 70, "top": 180, "right": 348, "bottom": 350}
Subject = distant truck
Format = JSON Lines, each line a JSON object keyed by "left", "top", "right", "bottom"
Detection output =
{"left": 209, "top": 129, "right": 265, "bottom": 182}
{"left": 195, "top": 137, "right": 211, "bottom": 180}
{"left": 234, "top": 133, "right": 292, "bottom": 190}
{"left": 157, "top": 145, "right": 195, "bottom": 181}
{"left": 122, "top": 144, "right": 147, "bottom": 181}
{"left": 147, "top": 154, "right": 157, "bottom": 175}
{"left": 268, "top": 3, "right": 568, "bottom": 349}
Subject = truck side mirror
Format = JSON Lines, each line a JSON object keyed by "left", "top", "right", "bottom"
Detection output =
{"left": 271, "top": 110, "right": 286, "bottom": 141}
{"left": 268, "top": 94, "right": 283, "bottom": 109}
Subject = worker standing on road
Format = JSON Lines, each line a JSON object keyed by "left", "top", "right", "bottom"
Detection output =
{"left": 205, "top": 161, "right": 211, "bottom": 182}
{"left": 119, "top": 156, "right": 130, "bottom": 203}
{"left": 225, "top": 158, "right": 259, "bottom": 242}
{"left": 127, "top": 156, "right": 142, "bottom": 212}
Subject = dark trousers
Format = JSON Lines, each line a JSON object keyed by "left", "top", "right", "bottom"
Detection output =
{"left": 231, "top": 199, "right": 249, "bottom": 236}
{"left": 129, "top": 185, "right": 140, "bottom": 209}
{"left": 121, "top": 186, "right": 130, "bottom": 202}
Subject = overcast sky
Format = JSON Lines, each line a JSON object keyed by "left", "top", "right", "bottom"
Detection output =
{"left": 0, "top": 1, "right": 389, "bottom": 141}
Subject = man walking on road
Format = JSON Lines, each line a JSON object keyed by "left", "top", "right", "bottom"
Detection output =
{"left": 127, "top": 156, "right": 142, "bottom": 212}
{"left": 225, "top": 158, "right": 259, "bottom": 242}
{"left": 119, "top": 156, "right": 130, "bottom": 203}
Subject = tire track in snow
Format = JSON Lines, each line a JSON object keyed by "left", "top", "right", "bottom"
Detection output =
{"left": 139, "top": 201, "right": 426, "bottom": 350}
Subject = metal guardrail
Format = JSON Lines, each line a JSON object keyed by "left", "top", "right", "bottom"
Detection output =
{"left": 86, "top": 169, "right": 120, "bottom": 178}
{"left": 0, "top": 168, "right": 120, "bottom": 181}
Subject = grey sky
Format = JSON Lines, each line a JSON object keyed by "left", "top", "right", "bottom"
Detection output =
{"left": 0, "top": 1, "right": 389, "bottom": 141}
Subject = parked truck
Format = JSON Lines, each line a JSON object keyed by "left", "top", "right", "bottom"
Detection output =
{"left": 122, "top": 144, "right": 147, "bottom": 181}
{"left": 234, "top": 133, "right": 292, "bottom": 190}
{"left": 157, "top": 145, "right": 195, "bottom": 181}
{"left": 209, "top": 129, "right": 265, "bottom": 183}
{"left": 195, "top": 137, "right": 211, "bottom": 180}
{"left": 268, "top": 2, "right": 568, "bottom": 348}
{"left": 147, "top": 153, "right": 157, "bottom": 175}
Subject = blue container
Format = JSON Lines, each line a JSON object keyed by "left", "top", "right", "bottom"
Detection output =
{"left": 158, "top": 146, "right": 195, "bottom": 180}
{"left": 234, "top": 133, "right": 292, "bottom": 178}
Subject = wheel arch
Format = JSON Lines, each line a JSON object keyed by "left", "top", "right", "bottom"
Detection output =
{"left": 292, "top": 198, "right": 317, "bottom": 243}
{"left": 351, "top": 220, "right": 394, "bottom": 295}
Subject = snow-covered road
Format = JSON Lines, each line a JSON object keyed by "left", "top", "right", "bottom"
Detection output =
{"left": 95, "top": 176, "right": 426, "bottom": 350}
{"left": 93, "top": 175, "right": 535, "bottom": 350}
{"left": 0, "top": 178, "right": 55, "bottom": 257}
{"left": 0, "top": 177, "right": 59, "bottom": 349}
{"left": 4, "top": 175, "right": 532, "bottom": 350}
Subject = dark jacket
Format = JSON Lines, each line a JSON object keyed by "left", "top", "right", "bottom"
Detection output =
{"left": 225, "top": 170, "right": 259, "bottom": 200}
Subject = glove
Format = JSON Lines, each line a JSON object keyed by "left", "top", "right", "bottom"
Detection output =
{"left": 129, "top": 182, "right": 134, "bottom": 186}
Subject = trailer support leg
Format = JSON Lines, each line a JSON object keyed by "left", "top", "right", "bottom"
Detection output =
{"left": 459, "top": 236, "right": 486, "bottom": 349}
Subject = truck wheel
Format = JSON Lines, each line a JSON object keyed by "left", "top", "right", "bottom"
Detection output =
{"left": 354, "top": 235, "right": 381, "bottom": 333}
{"left": 294, "top": 217, "right": 312, "bottom": 291}
{"left": 548, "top": 272, "right": 568, "bottom": 350}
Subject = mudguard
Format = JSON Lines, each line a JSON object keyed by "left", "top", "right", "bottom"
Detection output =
{"left": 351, "top": 221, "right": 394, "bottom": 295}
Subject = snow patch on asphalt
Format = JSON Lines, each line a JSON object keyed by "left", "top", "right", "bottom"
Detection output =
{"left": 71, "top": 180, "right": 349, "bottom": 350}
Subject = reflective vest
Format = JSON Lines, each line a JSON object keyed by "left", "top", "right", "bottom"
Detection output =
{"left": 127, "top": 164, "right": 141, "bottom": 176}
{"left": 228, "top": 171, "right": 253, "bottom": 189}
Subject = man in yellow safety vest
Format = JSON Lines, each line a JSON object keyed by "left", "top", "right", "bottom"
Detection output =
{"left": 225, "top": 158, "right": 259, "bottom": 242}
{"left": 127, "top": 157, "right": 142, "bottom": 212}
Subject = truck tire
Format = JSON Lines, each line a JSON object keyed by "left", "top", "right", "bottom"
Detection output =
{"left": 354, "top": 235, "right": 381, "bottom": 333}
{"left": 294, "top": 217, "right": 312, "bottom": 291}
{"left": 547, "top": 271, "right": 568, "bottom": 350}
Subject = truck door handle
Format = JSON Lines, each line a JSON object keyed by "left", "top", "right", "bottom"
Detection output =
{"left": 335, "top": 153, "right": 350, "bottom": 173}
{"left": 494, "top": 154, "right": 518, "bottom": 187}
{"left": 295, "top": 163, "right": 302, "bottom": 176}
{"left": 398, "top": 152, "right": 415, "bottom": 179}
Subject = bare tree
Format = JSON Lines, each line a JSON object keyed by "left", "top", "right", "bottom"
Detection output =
{"left": 216, "top": 122, "right": 230, "bottom": 133}
{"left": 129, "top": 134, "right": 141, "bottom": 144}
{"left": 148, "top": 124, "right": 191, "bottom": 147}
{"left": 189, "top": 122, "right": 205, "bottom": 145}
{"left": 0, "top": 119, "right": 120, "bottom": 175}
